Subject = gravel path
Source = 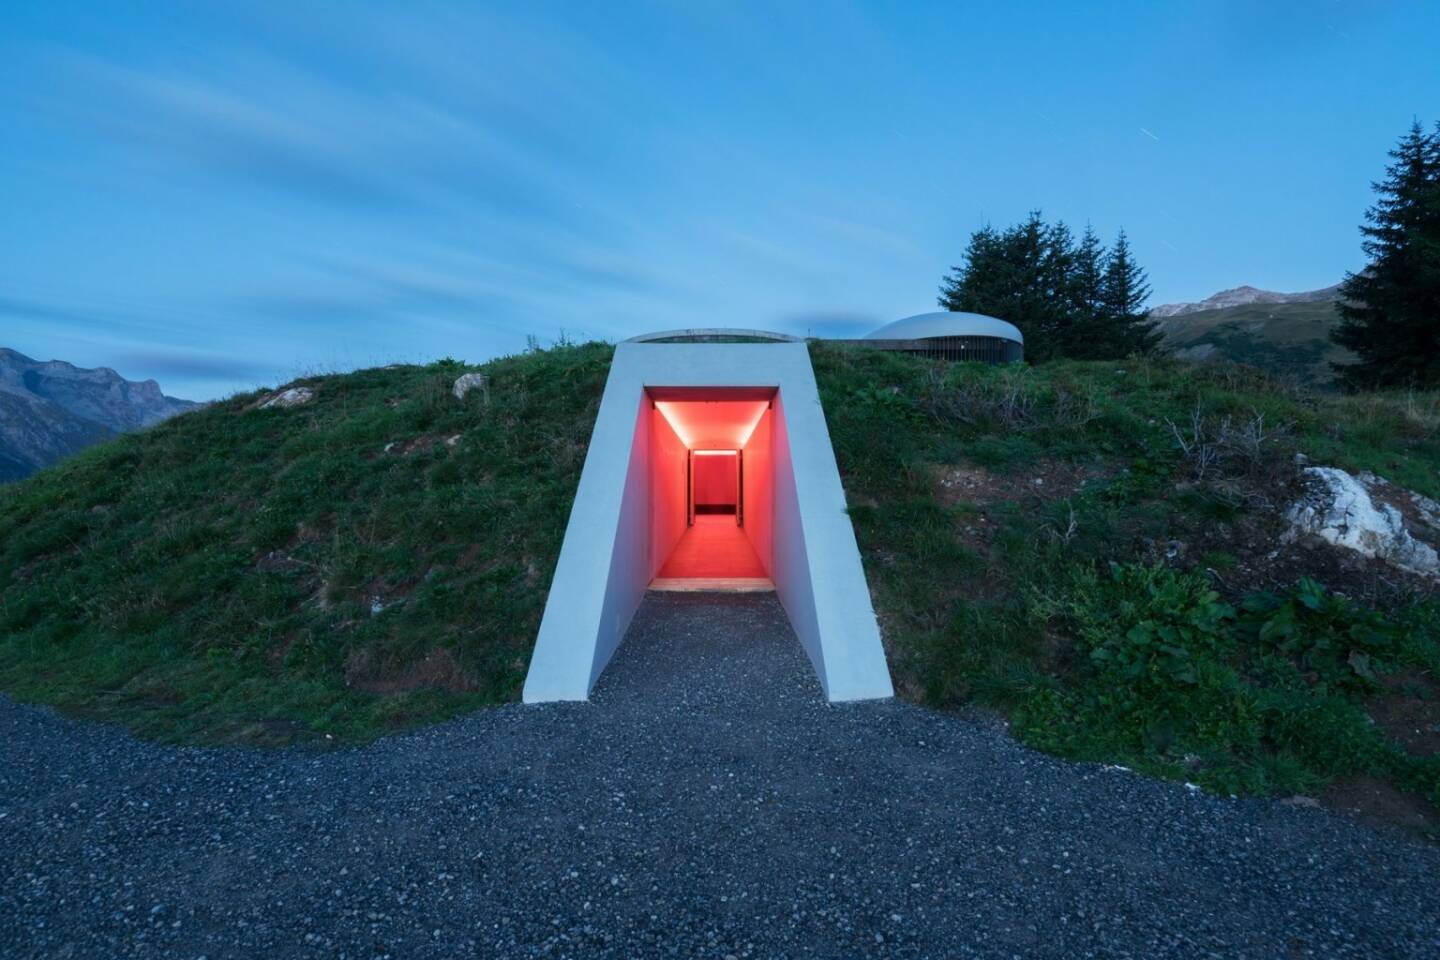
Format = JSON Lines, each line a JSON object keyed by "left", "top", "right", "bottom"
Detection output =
{"left": 3, "top": 592, "right": 1438, "bottom": 959}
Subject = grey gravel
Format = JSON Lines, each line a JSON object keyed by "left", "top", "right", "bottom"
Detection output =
{"left": 2, "top": 592, "right": 1438, "bottom": 959}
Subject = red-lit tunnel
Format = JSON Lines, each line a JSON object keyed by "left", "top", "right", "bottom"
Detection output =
{"left": 647, "top": 387, "right": 775, "bottom": 585}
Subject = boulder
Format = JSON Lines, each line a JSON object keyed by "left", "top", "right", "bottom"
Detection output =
{"left": 259, "top": 386, "right": 314, "bottom": 409}
{"left": 1285, "top": 466, "right": 1439, "bottom": 578}
{"left": 453, "top": 373, "right": 489, "bottom": 402}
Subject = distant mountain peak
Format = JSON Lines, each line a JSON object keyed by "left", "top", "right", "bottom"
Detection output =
{"left": 1150, "top": 283, "right": 1342, "bottom": 319}
{"left": 0, "top": 349, "right": 198, "bottom": 482}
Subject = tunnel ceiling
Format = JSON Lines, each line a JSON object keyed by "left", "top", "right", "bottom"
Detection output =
{"left": 653, "top": 398, "right": 769, "bottom": 449}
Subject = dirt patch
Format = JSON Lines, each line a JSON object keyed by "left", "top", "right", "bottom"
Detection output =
{"left": 345, "top": 647, "right": 478, "bottom": 695}
{"left": 930, "top": 460, "right": 1096, "bottom": 507}
{"left": 1322, "top": 775, "right": 1439, "bottom": 837}
{"left": 1366, "top": 672, "right": 1440, "bottom": 757}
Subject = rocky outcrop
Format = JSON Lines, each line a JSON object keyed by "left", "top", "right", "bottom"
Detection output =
{"left": 453, "top": 372, "right": 489, "bottom": 402}
{"left": 1285, "top": 466, "right": 1440, "bottom": 579}
{"left": 0, "top": 348, "right": 197, "bottom": 481}
{"left": 258, "top": 387, "right": 314, "bottom": 409}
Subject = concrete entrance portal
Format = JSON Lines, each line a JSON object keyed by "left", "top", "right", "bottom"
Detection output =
{"left": 643, "top": 390, "right": 773, "bottom": 588}
{"left": 522, "top": 340, "right": 893, "bottom": 704}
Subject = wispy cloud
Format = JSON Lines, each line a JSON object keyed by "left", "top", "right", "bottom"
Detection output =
{"left": 774, "top": 310, "right": 882, "bottom": 339}
{"left": 112, "top": 350, "right": 276, "bottom": 384}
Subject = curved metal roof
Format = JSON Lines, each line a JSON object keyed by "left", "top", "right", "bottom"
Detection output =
{"left": 865, "top": 311, "right": 1023, "bottom": 344}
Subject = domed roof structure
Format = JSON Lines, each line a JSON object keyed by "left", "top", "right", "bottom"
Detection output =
{"left": 865, "top": 311, "right": 1023, "bottom": 344}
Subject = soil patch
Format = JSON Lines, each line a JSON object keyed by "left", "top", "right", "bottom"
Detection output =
{"left": 345, "top": 647, "right": 478, "bottom": 695}
{"left": 931, "top": 459, "right": 1096, "bottom": 507}
{"left": 1366, "top": 672, "right": 1440, "bottom": 757}
{"left": 1323, "top": 774, "right": 1440, "bottom": 837}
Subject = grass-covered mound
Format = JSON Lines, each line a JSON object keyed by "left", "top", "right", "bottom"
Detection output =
{"left": 813, "top": 343, "right": 1439, "bottom": 829}
{"left": 0, "top": 344, "right": 611, "bottom": 743}
{"left": 2, "top": 340, "right": 1437, "bottom": 830}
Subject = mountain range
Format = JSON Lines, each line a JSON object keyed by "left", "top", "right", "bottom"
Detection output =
{"left": 1150, "top": 283, "right": 1343, "bottom": 319}
{"left": 1151, "top": 283, "right": 1348, "bottom": 387}
{"left": 0, "top": 348, "right": 197, "bottom": 481}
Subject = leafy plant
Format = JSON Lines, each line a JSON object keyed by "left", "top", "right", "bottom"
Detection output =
{"left": 1238, "top": 578, "right": 1400, "bottom": 691}
{"left": 1068, "top": 563, "right": 1235, "bottom": 687}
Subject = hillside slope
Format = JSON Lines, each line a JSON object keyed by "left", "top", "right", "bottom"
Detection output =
{"left": 0, "top": 345, "right": 609, "bottom": 742}
{"left": 0, "top": 348, "right": 197, "bottom": 481}
{"left": 1, "top": 344, "right": 1437, "bottom": 827}
{"left": 1158, "top": 300, "right": 1350, "bottom": 388}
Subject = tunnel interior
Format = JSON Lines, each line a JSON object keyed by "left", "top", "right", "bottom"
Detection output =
{"left": 647, "top": 387, "right": 775, "bottom": 586}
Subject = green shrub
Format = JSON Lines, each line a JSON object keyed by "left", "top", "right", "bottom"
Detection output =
{"left": 1238, "top": 577, "right": 1401, "bottom": 691}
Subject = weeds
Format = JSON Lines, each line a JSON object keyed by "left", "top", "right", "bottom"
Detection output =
{"left": 811, "top": 342, "right": 1440, "bottom": 812}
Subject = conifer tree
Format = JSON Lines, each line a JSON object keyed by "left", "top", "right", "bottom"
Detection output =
{"left": 1064, "top": 224, "right": 1108, "bottom": 358}
{"left": 1331, "top": 120, "right": 1440, "bottom": 388}
{"left": 938, "top": 212, "right": 1074, "bottom": 362}
{"left": 939, "top": 215, "right": 1157, "bottom": 361}
{"left": 1099, "top": 229, "right": 1161, "bottom": 356}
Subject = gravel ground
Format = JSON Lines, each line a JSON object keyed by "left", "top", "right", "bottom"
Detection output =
{"left": 3, "top": 592, "right": 1438, "bottom": 959}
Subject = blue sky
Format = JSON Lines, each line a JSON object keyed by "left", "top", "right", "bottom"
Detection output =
{"left": 2, "top": 1, "right": 1437, "bottom": 400}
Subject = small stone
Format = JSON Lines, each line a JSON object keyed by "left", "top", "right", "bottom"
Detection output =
{"left": 453, "top": 373, "right": 490, "bottom": 402}
{"left": 258, "top": 386, "right": 314, "bottom": 409}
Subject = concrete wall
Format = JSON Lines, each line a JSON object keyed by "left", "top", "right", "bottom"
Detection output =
{"left": 769, "top": 390, "right": 826, "bottom": 691}
{"left": 524, "top": 342, "right": 893, "bottom": 703}
{"left": 648, "top": 406, "right": 688, "bottom": 578}
{"left": 740, "top": 407, "right": 773, "bottom": 575}
{"left": 522, "top": 381, "right": 650, "bottom": 702}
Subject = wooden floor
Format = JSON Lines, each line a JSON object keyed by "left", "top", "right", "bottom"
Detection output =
{"left": 655, "top": 515, "right": 768, "bottom": 580}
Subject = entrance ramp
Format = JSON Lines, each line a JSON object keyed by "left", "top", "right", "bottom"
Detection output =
{"left": 522, "top": 341, "right": 893, "bottom": 704}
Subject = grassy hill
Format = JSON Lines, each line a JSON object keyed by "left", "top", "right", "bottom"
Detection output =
{"left": 2, "top": 343, "right": 1437, "bottom": 829}
{"left": 0, "top": 346, "right": 611, "bottom": 743}
{"left": 1159, "top": 300, "right": 1351, "bottom": 388}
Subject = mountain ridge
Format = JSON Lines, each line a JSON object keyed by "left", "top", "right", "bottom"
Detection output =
{"left": 1150, "top": 283, "right": 1342, "bottom": 319}
{"left": 0, "top": 348, "right": 197, "bottom": 481}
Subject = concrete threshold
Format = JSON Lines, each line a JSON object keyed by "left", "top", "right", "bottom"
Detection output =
{"left": 649, "top": 577, "right": 775, "bottom": 593}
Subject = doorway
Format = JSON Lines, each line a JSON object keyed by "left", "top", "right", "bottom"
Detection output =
{"left": 690, "top": 449, "right": 741, "bottom": 521}
{"left": 648, "top": 388, "right": 773, "bottom": 589}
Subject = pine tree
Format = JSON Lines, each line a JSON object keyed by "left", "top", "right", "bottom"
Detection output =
{"left": 939, "top": 214, "right": 1156, "bottom": 361}
{"left": 1332, "top": 120, "right": 1440, "bottom": 389}
{"left": 1099, "top": 229, "right": 1161, "bottom": 356}
{"left": 1064, "top": 224, "right": 1108, "bottom": 359}
{"left": 938, "top": 212, "right": 1073, "bottom": 361}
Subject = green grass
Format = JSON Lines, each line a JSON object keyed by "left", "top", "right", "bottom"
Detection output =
{"left": 1, "top": 340, "right": 1437, "bottom": 818}
{"left": 812, "top": 343, "right": 1440, "bottom": 807}
{"left": 0, "top": 343, "right": 611, "bottom": 744}
{"left": 1159, "top": 300, "right": 1351, "bottom": 388}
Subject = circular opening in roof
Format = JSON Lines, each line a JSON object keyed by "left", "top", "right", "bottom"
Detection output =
{"left": 625, "top": 328, "right": 802, "bottom": 344}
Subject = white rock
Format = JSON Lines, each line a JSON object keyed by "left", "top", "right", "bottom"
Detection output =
{"left": 259, "top": 386, "right": 314, "bottom": 409}
{"left": 1410, "top": 491, "right": 1440, "bottom": 532}
{"left": 1285, "top": 466, "right": 1439, "bottom": 578}
{"left": 453, "top": 373, "right": 489, "bottom": 402}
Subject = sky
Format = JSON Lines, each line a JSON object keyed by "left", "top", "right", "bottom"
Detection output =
{"left": 2, "top": 1, "right": 1437, "bottom": 401}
